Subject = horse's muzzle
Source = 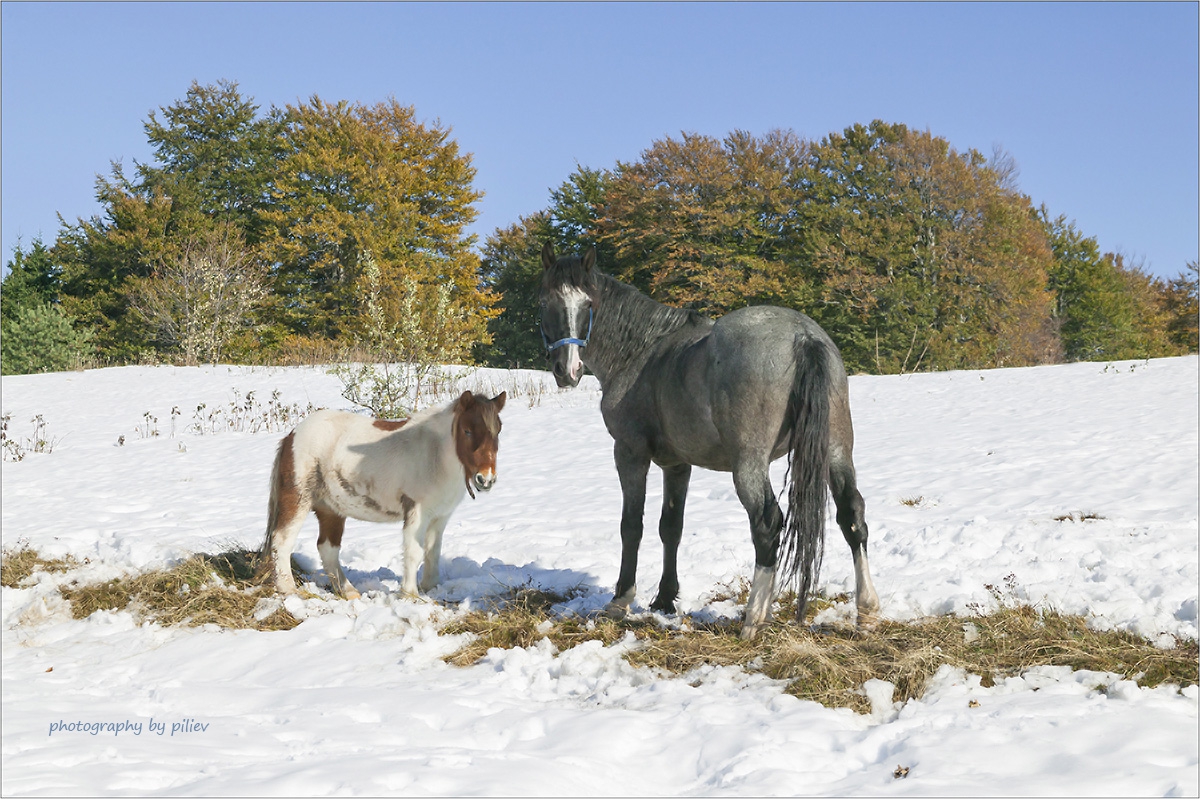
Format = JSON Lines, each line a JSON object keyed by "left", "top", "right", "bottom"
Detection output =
{"left": 473, "top": 472, "right": 496, "bottom": 492}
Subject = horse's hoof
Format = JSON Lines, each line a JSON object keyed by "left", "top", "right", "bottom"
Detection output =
{"left": 649, "top": 598, "right": 676, "bottom": 615}
{"left": 856, "top": 612, "right": 880, "bottom": 633}
{"left": 343, "top": 589, "right": 362, "bottom": 601}
{"left": 601, "top": 602, "right": 629, "bottom": 620}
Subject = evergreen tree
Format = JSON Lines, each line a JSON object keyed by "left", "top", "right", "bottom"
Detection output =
{"left": 1041, "top": 211, "right": 1179, "bottom": 361}
{"left": 475, "top": 212, "right": 555, "bottom": 368}
{"left": 1, "top": 302, "right": 93, "bottom": 375}
{"left": 137, "top": 79, "right": 285, "bottom": 246}
{"left": 1, "top": 238, "right": 61, "bottom": 324}
{"left": 53, "top": 165, "right": 179, "bottom": 360}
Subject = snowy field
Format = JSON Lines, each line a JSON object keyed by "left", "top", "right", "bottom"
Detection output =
{"left": 2, "top": 356, "right": 1197, "bottom": 796}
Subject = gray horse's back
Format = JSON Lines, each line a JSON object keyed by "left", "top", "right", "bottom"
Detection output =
{"left": 650, "top": 305, "right": 849, "bottom": 471}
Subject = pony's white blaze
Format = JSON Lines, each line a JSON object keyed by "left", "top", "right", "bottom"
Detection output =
{"left": 259, "top": 391, "right": 505, "bottom": 599}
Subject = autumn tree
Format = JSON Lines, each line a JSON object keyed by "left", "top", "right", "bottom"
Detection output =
{"left": 259, "top": 96, "right": 494, "bottom": 351}
{"left": 793, "top": 122, "right": 1059, "bottom": 373}
{"left": 1159, "top": 262, "right": 1198, "bottom": 352}
{"left": 596, "top": 130, "right": 808, "bottom": 316}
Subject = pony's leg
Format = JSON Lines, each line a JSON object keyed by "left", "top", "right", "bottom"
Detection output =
{"left": 829, "top": 449, "right": 880, "bottom": 629}
{"left": 315, "top": 506, "right": 360, "bottom": 600}
{"left": 261, "top": 431, "right": 313, "bottom": 595}
{"left": 607, "top": 440, "right": 651, "bottom": 617}
{"left": 418, "top": 515, "right": 447, "bottom": 593}
{"left": 268, "top": 496, "right": 310, "bottom": 596}
{"left": 400, "top": 505, "right": 426, "bottom": 598}
{"left": 650, "top": 463, "right": 691, "bottom": 614}
{"left": 270, "top": 509, "right": 308, "bottom": 595}
{"left": 733, "top": 457, "right": 785, "bottom": 640}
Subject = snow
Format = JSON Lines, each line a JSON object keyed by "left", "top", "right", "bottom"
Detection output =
{"left": 3, "top": 356, "right": 1197, "bottom": 795}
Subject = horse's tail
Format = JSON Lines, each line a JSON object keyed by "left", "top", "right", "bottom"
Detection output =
{"left": 778, "top": 336, "right": 832, "bottom": 624}
{"left": 255, "top": 432, "right": 294, "bottom": 581}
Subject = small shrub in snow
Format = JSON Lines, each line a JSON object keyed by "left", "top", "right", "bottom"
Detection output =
{"left": 2, "top": 413, "right": 59, "bottom": 461}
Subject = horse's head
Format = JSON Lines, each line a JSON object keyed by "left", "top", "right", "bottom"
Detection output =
{"left": 452, "top": 390, "right": 506, "bottom": 496}
{"left": 540, "top": 242, "right": 597, "bottom": 388}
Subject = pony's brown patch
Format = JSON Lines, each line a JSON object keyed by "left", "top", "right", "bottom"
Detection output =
{"left": 373, "top": 418, "right": 409, "bottom": 432}
{"left": 272, "top": 432, "right": 302, "bottom": 531}
{"left": 314, "top": 506, "right": 346, "bottom": 547}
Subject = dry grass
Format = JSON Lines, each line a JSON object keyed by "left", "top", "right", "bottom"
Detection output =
{"left": 442, "top": 586, "right": 1200, "bottom": 714}
{"left": 58, "top": 548, "right": 301, "bottom": 631}
{"left": 1, "top": 545, "right": 79, "bottom": 587}
{"left": 439, "top": 586, "right": 667, "bottom": 665}
{"left": 18, "top": 541, "right": 1196, "bottom": 714}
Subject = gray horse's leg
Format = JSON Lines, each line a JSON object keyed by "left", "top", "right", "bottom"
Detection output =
{"left": 733, "top": 458, "right": 784, "bottom": 640}
{"left": 607, "top": 440, "right": 650, "bottom": 617}
{"left": 829, "top": 447, "right": 880, "bottom": 628}
{"left": 650, "top": 463, "right": 691, "bottom": 613}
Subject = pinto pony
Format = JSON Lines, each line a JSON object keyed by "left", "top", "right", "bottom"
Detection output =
{"left": 259, "top": 390, "right": 506, "bottom": 599}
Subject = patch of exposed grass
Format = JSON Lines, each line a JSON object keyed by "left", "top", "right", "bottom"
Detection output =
{"left": 59, "top": 548, "right": 302, "bottom": 631}
{"left": 441, "top": 586, "right": 1199, "bottom": 714}
{"left": 1, "top": 545, "right": 79, "bottom": 588}
{"left": 439, "top": 586, "right": 664, "bottom": 666}
{"left": 1054, "top": 511, "right": 1107, "bottom": 522}
{"left": 899, "top": 495, "right": 925, "bottom": 507}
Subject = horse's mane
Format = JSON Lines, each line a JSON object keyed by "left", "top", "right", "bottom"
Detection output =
{"left": 594, "top": 272, "right": 710, "bottom": 364}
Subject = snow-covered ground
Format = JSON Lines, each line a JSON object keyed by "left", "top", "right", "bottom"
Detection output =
{"left": 2, "top": 356, "right": 1197, "bottom": 796}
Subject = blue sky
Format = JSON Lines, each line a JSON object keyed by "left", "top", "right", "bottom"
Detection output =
{"left": 3, "top": 1, "right": 1197, "bottom": 279}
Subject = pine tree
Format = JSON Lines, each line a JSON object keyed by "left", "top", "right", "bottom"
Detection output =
{"left": 1, "top": 238, "right": 61, "bottom": 325}
{"left": 1041, "top": 211, "right": 1179, "bottom": 361}
{"left": 1, "top": 302, "right": 93, "bottom": 375}
{"left": 138, "top": 79, "right": 285, "bottom": 246}
{"left": 475, "top": 212, "right": 556, "bottom": 368}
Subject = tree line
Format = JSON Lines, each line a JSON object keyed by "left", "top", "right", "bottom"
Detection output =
{"left": 2, "top": 81, "right": 1196, "bottom": 376}
{"left": 476, "top": 123, "right": 1197, "bottom": 374}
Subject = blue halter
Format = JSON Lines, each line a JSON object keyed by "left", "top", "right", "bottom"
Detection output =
{"left": 542, "top": 306, "right": 593, "bottom": 351}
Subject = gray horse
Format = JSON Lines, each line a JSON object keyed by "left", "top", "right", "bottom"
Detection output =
{"left": 539, "top": 243, "right": 880, "bottom": 639}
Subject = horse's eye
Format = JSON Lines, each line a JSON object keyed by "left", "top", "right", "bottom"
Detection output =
{"left": 465, "top": 429, "right": 473, "bottom": 438}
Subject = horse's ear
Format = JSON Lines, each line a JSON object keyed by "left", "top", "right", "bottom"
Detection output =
{"left": 492, "top": 391, "right": 507, "bottom": 411}
{"left": 541, "top": 241, "right": 556, "bottom": 271}
{"left": 457, "top": 390, "right": 475, "bottom": 410}
{"left": 582, "top": 246, "right": 596, "bottom": 272}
